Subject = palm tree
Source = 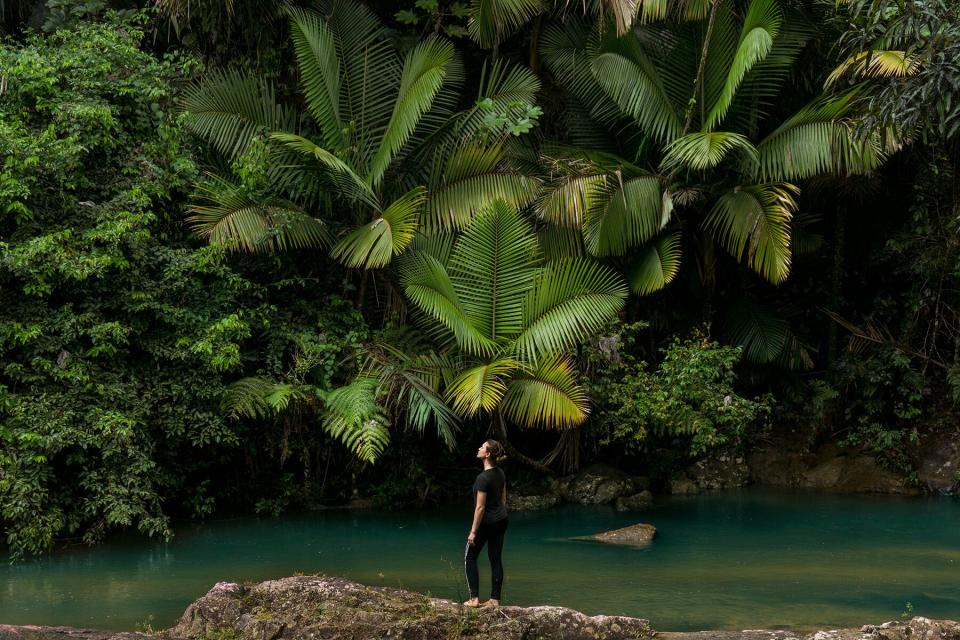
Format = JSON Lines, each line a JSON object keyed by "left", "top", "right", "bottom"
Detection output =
{"left": 340, "top": 200, "right": 628, "bottom": 467}
{"left": 181, "top": 1, "right": 540, "bottom": 265}
{"left": 537, "top": 0, "right": 886, "bottom": 365}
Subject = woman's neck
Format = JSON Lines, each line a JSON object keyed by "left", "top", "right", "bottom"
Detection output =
{"left": 483, "top": 461, "right": 495, "bottom": 471}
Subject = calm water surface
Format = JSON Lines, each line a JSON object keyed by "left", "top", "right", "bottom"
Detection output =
{"left": 2, "top": 489, "right": 958, "bottom": 631}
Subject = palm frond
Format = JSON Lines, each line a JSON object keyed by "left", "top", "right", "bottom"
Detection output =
{"left": 367, "top": 37, "right": 456, "bottom": 187}
{"left": 826, "top": 50, "right": 921, "bottom": 88}
{"left": 755, "top": 92, "right": 883, "bottom": 180}
{"left": 446, "top": 358, "right": 523, "bottom": 416}
{"left": 321, "top": 0, "right": 401, "bottom": 170}
{"left": 704, "top": 183, "right": 797, "bottom": 284}
{"left": 538, "top": 225, "right": 586, "bottom": 260}
{"left": 364, "top": 342, "right": 461, "bottom": 447}
{"left": 626, "top": 230, "right": 682, "bottom": 295}
{"left": 399, "top": 251, "right": 497, "bottom": 356}
{"left": 705, "top": 0, "right": 782, "bottom": 130}
{"left": 426, "top": 142, "right": 540, "bottom": 231}
{"left": 181, "top": 69, "right": 295, "bottom": 160}
{"left": 583, "top": 175, "right": 668, "bottom": 256}
{"left": 331, "top": 187, "right": 426, "bottom": 269}
{"left": 187, "top": 174, "right": 330, "bottom": 253}
{"left": 269, "top": 132, "right": 373, "bottom": 204}
{"left": 535, "top": 157, "right": 608, "bottom": 228}
{"left": 723, "top": 298, "right": 787, "bottom": 363}
{"left": 592, "top": 49, "right": 684, "bottom": 143}
{"left": 516, "top": 258, "right": 628, "bottom": 360}
{"left": 540, "top": 19, "right": 627, "bottom": 129}
{"left": 501, "top": 354, "right": 589, "bottom": 428}
{"left": 323, "top": 376, "right": 390, "bottom": 463}
{"left": 661, "top": 131, "right": 759, "bottom": 172}
{"left": 287, "top": 7, "right": 345, "bottom": 153}
{"left": 468, "top": 0, "right": 545, "bottom": 48}
{"left": 449, "top": 200, "right": 540, "bottom": 341}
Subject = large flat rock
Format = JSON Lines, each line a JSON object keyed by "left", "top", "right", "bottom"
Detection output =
{"left": 167, "top": 575, "right": 653, "bottom": 640}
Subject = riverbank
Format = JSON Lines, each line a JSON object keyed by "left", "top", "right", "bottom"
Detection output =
{"left": 1, "top": 576, "right": 957, "bottom": 640}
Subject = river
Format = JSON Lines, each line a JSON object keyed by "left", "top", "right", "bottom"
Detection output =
{"left": 2, "top": 489, "right": 958, "bottom": 631}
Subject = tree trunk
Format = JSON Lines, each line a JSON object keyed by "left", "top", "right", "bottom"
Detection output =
{"left": 493, "top": 409, "right": 554, "bottom": 476}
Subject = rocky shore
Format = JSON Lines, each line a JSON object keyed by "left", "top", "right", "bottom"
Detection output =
{"left": 1, "top": 576, "right": 957, "bottom": 640}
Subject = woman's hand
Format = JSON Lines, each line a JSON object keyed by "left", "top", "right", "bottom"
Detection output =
{"left": 467, "top": 531, "right": 476, "bottom": 546}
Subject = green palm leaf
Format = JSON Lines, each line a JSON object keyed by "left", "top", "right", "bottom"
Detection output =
{"left": 536, "top": 161, "right": 608, "bottom": 228}
{"left": 661, "top": 131, "right": 759, "bottom": 172}
{"left": 468, "top": 0, "right": 545, "bottom": 48}
{"left": 449, "top": 200, "right": 540, "bottom": 341}
{"left": 501, "top": 355, "right": 589, "bottom": 428}
{"left": 583, "top": 175, "right": 668, "bottom": 256}
{"left": 704, "top": 0, "right": 782, "bottom": 130}
{"left": 287, "top": 7, "right": 345, "bottom": 153}
{"left": 446, "top": 358, "right": 523, "bottom": 416}
{"left": 426, "top": 142, "right": 540, "bottom": 231}
{"left": 187, "top": 175, "right": 330, "bottom": 253}
{"left": 516, "top": 258, "right": 628, "bottom": 360}
{"left": 591, "top": 48, "right": 683, "bottom": 144}
{"left": 755, "top": 93, "right": 883, "bottom": 181}
{"left": 399, "top": 251, "right": 497, "bottom": 356}
{"left": 704, "top": 183, "right": 797, "bottom": 284}
{"left": 540, "top": 19, "right": 628, "bottom": 129}
{"left": 723, "top": 298, "right": 787, "bottom": 363}
{"left": 181, "top": 69, "right": 295, "bottom": 161}
{"left": 367, "top": 37, "right": 456, "bottom": 187}
{"left": 626, "top": 230, "right": 682, "bottom": 295}
{"left": 331, "top": 187, "right": 427, "bottom": 269}
{"left": 269, "top": 133, "right": 373, "bottom": 204}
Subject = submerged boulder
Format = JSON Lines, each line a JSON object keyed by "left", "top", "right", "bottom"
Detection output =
{"left": 167, "top": 575, "right": 653, "bottom": 640}
{"left": 575, "top": 522, "right": 657, "bottom": 546}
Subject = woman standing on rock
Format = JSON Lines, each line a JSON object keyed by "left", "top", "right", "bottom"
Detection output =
{"left": 464, "top": 439, "right": 509, "bottom": 608}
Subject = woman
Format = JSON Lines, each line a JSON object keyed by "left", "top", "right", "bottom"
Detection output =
{"left": 464, "top": 439, "right": 509, "bottom": 608}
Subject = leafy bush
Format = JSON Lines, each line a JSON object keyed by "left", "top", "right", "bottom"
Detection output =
{"left": 589, "top": 326, "right": 772, "bottom": 458}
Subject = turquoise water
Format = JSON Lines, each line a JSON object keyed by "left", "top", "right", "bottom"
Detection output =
{"left": 2, "top": 489, "right": 958, "bottom": 631}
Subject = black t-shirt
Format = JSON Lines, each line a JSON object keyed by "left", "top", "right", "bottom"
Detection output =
{"left": 472, "top": 467, "right": 508, "bottom": 524}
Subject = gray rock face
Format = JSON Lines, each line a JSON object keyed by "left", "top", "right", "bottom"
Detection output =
{"left": 166, "top": 575, "right": 653, "bottom": 640}
{"left": 749, "top": 441, "right": 922, "bottom": 495}
{"left": 576, "top": 523, "right": 657, "bottom": 546}
{"left": 509, "top": 492, "right": 561, "bottom": 510}
{"left": 552, "top": 464, "right": 641, "bottom": 505}
{"left": 671, "top": 451, "right": 751, "bottom": 495}
{"left": 510, "top": 465, "right": 648, "bottom": 511}
{"left": 615, "top": 491, "right": 653, "bottom": 511}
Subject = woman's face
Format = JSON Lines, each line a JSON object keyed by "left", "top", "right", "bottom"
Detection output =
{"left": 476, "top": 443, "right": 489, "bottom": 460}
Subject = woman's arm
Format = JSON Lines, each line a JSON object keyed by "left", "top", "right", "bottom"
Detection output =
{"left": 467, "top": 491, "right": 486, "bottom": 545}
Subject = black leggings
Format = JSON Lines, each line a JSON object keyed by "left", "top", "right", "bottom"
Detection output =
{"left": 464, "top": 517, "right": 509, "bottom": 600}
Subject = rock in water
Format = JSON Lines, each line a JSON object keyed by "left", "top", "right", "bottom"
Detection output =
{"left": 575, "top": 523, "right": 657, "bottom": 546}
{"left": 168, "top": 575, "right": 653, "bottom": 640}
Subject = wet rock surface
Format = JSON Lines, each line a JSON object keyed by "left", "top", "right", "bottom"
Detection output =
{"left": 575, "top": 522, "right": 657, "bottom": 546}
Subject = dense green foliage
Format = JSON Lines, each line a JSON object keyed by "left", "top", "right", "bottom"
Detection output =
{"left": 2, "top": 0, "right": 959, "bottom": 557}
{"left": 590, "top": 326, "right": 771, "bottom": 457}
